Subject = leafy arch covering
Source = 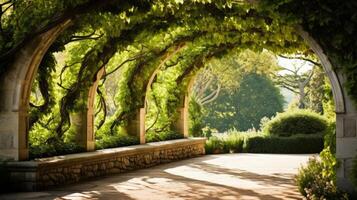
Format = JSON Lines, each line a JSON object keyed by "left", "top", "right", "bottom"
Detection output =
{"left": 0, "top": 0, "right": 355, "bottom": 156}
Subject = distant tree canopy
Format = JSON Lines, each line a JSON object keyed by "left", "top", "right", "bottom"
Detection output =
{"left": 203, "top": 73, "right": 284, "bottom": 132}
{"left": 189, "top": 49, "right": 284, "bottom": 133}
{"left": 191, "top": 49, "right": 279, "bottom": 106}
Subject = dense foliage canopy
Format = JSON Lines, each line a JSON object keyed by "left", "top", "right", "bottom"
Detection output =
{"left": 0, "top": 0, "right": 356, "bottom": 157}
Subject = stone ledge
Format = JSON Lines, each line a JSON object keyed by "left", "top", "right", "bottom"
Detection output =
{"left": 0, "top": 138, "right": 206, "bottom": 192}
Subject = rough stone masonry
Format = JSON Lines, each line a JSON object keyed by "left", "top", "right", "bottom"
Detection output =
{"left": 0, "top": 138, "right": 206, "bottom": 191}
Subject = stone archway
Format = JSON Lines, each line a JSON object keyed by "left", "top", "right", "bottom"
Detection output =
{"left": 173, "top": 26, "right": 355, "bottom": 191}
{"left": 297, "top": 27, "right": 357, "bottom": 191}
{"left": 174, "top": 74, "right": 196, "bottom": 139}
{"left": 0, "top": 13, "right": 355, "bottom": 192}
{"left": 0, "top": 20, "right": 71, "bottom": 161}
{"left": 70, "top": 67, "right": 106, "bottom": 151}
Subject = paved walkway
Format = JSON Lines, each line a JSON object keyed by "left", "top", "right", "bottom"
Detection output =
{"left": 1, "top": 154, "right": 313, "bottom": 200}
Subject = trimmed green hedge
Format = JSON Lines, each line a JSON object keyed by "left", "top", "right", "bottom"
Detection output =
{"left": 205, "top": 133, "right": 324, "bottom": 154}
{"left": 263, "top": 109, "right": 328, "bottom": 137}
{"left": 243, "top": 135, "right": 323, "bottom": 154}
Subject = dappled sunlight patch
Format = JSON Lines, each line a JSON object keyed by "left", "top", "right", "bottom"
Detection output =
{"left": 57, "top": 191, "right": 101, "bottom": 200}
{"left": 107, "top": 169, "right": 289, "bottom": 200}
{"left": 165, "top": 165, "right": 266, "bottom": 190}
{"left": 110, "top": 176, "right": 195, "bottom": 199}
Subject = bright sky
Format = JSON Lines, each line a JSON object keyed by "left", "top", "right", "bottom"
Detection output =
{"left": 277, "top": 56, "right": 313, "bottom": 75}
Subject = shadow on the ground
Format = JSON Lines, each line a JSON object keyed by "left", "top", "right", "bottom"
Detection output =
{"left": 186, "top": 161, "right": 296, "bottom": 187}
{"left": 0, "top": 154, "right": 305, "bottom": 200}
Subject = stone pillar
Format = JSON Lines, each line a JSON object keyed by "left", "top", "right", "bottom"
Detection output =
{"left": 336, "top": 75, "right": 357, "bottom": 193}
{"left": 0, "top": 20, "right": 71, "bottom": 161}
{"left": 69, "top": 67, "right": 105, "bottom": 151}
{"left": 125, "top": 108, "right": 146, "bottom": 144}
{"left": 0, "top": 110, "right": 29, "bottom": 161}
{"left": 336, "top": 113, "right": 357, "bottom": 193}
{"left": 69, "top": 111, "right": 94, "bottom": 151}
{"left": 173, "top": 95, "right": 189, "bottom": 138}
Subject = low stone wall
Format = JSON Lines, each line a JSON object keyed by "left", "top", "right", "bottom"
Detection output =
{"left": 0, "top": 138, "right": 206, "bottom": 192}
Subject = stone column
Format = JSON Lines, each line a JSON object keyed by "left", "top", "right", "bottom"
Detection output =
{"left": 173, "top": 95, "right": 189, "bottom": 138}
{"left": 125, "top": 108, "right": 146, "bottom": 144}
{"left": 69, "top": 67, "right": 105, "bottom": 151}
{"left": 0, "top": 108, "right": 29, "bottom": 161}
{"left": 70, "top": 110, "right": 94, "bottom": 151}
{"left": 336, "top": 75, "right": 357, "bottom": 193}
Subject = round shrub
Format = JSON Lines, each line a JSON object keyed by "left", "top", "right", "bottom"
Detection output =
{"left": 263, "top": 109, "right": 328, "bottom": 137}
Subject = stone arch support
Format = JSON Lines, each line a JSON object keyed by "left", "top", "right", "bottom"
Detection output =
{"left": 172, "top": 75, "right": 196, "bottom": 139}
{"left": 124, "top": 108, "right": 146, "bottom": 144}
{"left": 127, "top": 45, "right": 188, "bottom": 143}
{"left": 173, "top": 95, "right": 189, "bottom": 138}
{"left": 298, "top": 26, "right": 357, "bottom": 193}
{"left": 70, "top": 67, "right": 106, "bottom": 151}
{"left": 0, "top": 20, "right": 72, "bottom": 161}
{"left": 296, "top": 26, "right": 345, "bottom": 113}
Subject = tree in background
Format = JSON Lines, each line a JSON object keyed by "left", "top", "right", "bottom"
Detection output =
{"left": 276, "top": 56, "right": 330, "bottom": 115}
{"left": 189, "top": 49, "right": 281, "bottom": 135}
{"left": 306, "top": 66, "right": 325, "bottom": 114}
{"left": 275, "top": 55, "right": 322, "bottom": 109}
{"left": 203, "top": 73, "right": 284, "bottom": 132}
{"left": 191, "top": 49, "right": 279, "bottom": 106}
{"left": 275, "top": 61, "right": 313, "bottom": 109}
